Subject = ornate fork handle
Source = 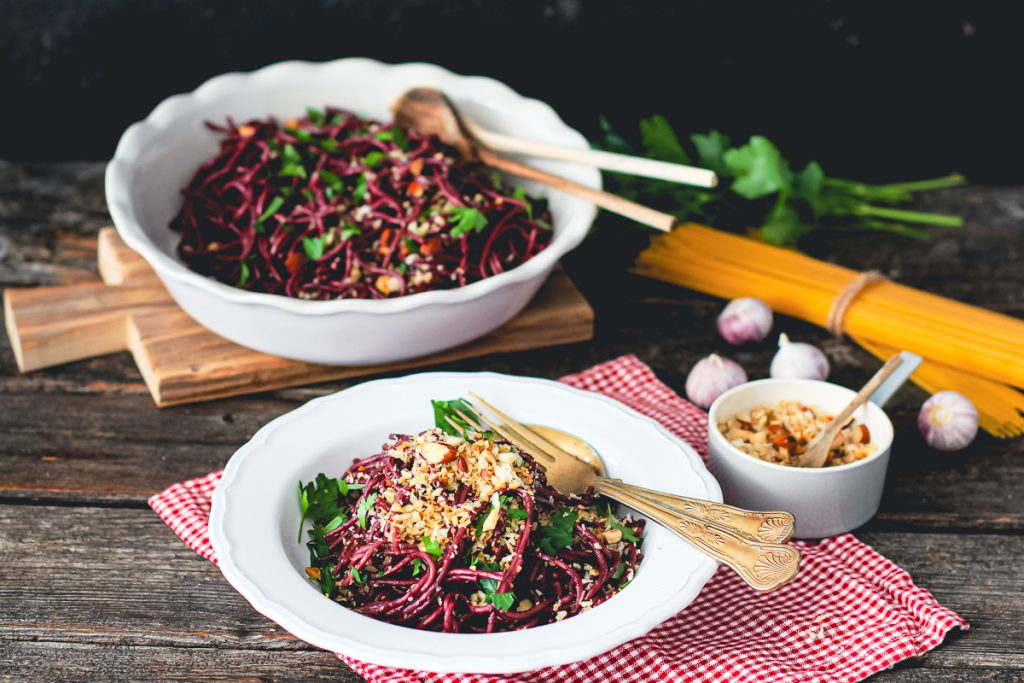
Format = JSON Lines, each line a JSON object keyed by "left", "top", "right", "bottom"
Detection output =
{"left": 598, "top": 481, "right": 801, "bottom": 592}
{"left": 609, "top": 480, "right": 796, "bottom": 544}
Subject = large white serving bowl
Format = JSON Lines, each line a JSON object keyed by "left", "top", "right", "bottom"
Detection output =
{"left": 209, "top": 372, "right": 721, "bottom": 673}
{"left": 106, "top": 59, "right": 599, "bottom": 365}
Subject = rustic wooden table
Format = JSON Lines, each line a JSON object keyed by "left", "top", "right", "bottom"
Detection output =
{"left": 1, "top": 161, "right": 1021, "bottom": 682}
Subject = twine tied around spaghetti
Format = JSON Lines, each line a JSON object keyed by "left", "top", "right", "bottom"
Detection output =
{"left": 826, "top": 270, "right": 889, "bottom": 336}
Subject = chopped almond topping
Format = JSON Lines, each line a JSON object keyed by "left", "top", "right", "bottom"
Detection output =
{"left": 237, "top": 124, "right": 257, "bottom": 138}
{"left": 602, "top": 528, "right": 622, "bottom": 544}
{"left": 409, "top": 158, "right": 425, "bottom": 176}
{"left": 375, "top": 275, "right": 402, "bottom": 295}
{"left": 420, "top": 441, "right": 457, "bottom": 464}
{"left": 305, "top": 567, "right": 321, "bottom": 579}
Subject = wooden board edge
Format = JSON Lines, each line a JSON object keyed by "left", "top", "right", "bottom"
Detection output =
{"left": 3, "top": 288, "right": 27, "bottom": 372}
{"left": 152, "top": 315, "right": 594, "bottom": 408}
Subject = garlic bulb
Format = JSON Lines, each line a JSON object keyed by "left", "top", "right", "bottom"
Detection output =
{"left": 770, "top": 333, "right": 829, "bottom": 380}
{"left": 717, "top": 297, "right": 773, "bottom": 345}
{"left": 686, "top": 354, "right": 747, "bottom": 408}
{"left": 918, "top": 391, "right": 978, "bottom": 451}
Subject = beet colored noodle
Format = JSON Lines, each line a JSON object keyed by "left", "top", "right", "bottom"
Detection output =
{"left": 171, "top": 107, "right": 553, "bottom": 300}
{"left": 300, "top": 427, "right": 644, "bottom": 633}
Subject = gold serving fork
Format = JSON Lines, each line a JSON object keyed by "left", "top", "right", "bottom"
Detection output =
{"left": 454, "top": 394, "right": 801, "bottom": 592}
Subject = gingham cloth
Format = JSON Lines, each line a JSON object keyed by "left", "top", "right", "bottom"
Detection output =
{"left": 150, "top": 355, "right": 967, "bottom": 683}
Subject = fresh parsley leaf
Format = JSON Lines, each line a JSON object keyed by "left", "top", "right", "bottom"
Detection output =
{"left": 611, "top": 563, "right": 627, "bottom": 581}
{"left": 324, "top": 512, "right": 347, "bottom": 532}
{"left": 319, "top": 170, "right": 344, "bottom": 191}
{"left": 535, "top": 508, "right": 578, "bottom": 556}
{"left": 723, "top": 135, "right": 791, "bottom": 199}
{"left": 329, "top": 113, "right": 345, "bottom": 125}
{"left": 319, "top": 138, "right": 339, "bottom": 153}
{"left": 340, "top": 225, "right": 362, "bottom": 241}
{"left": 282, "top": 143, "right": 302, "bottom": 165}
{"left": 364, "top": 151, "right": 387, "bottom": 168}
{"left": 357, "top": 492, "right": 378, "bottom": 529}
{"left": 403, "top": 237, "right": 420, "bottom": 254}
{"left": 319, "top": 564, "right": 336, "bottom": 595}
{"left": 350, "top": 567, "right": 365, "bottom": 584}
{"left": 760, "top": 204, "right": 813, "bottom": 246}
{"left": 258, "top": 196, "right": 285, "bottom": 224}
{"left": 490, "top": 591, "right": 515, "bottom": 611}
{"left": 411, "top": 558, "right": 425, "bottom": 577}
{"left": 597, "top": 115, "right": 633, "bottom": 154}
{"left": 289, "top": 128, "right": 313, "bottom": 142}
{"left": 476, "top": 573, "right": 515, "bottom": 611}
{"left": 397, "top": 262, "right": 408, "bottom": 275}
{"left": 302, "top": 235, "right": 327, "bottom": 261}
{"left": 302, "top": 188, "right": 316, "bottom": 204}
{"left": 306, "top": 524, "right": 329, "bottom": 561}
{"left": 431, "top": 398, "right": 480, "bottom": 439}
{"left": 505, "top": 507, "right": 528, "bottom": 521}
{"left": 421, "top": 535, "right": 442, "bottom": 560}
{"left": 605, "top": 504, "right": 639, "bottom": 542}
{"left": 690, "top": 130, "right": 732, "bottom": 177}
{"left": 297, "top": 481, "right": 311, "bottom": 542}
{"left": 278, "top": 163, "right": 307, "bottom": 179}
{"left": 392, "top": 126, "right": 409, "bottom": 151}
{"left": 374, "top": 130, "right": 392, "bottom": 142}
{"left": 306, "top": 107, "right": 326, "bottom": 125}
{"left": 236, "top": 261, "right": 251, "bottom": 287}
{"left": 512, "top": 186, "right": 533, "bottom": 219}
{"left": 353, "top": 173, "right": 368, "bottom": 203}
{"left": 448, "top": 206, "right": 488, "bottom": 238}
{"left": 640, "top": 115, "right": 691, "bottom": 164}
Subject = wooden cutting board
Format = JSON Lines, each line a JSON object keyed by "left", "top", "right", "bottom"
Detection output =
{"left": 3, "top": 228, "right": 593, "bottom": 407}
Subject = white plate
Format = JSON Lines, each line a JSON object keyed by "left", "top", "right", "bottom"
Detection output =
{"left": 210, "top": 372, "right": 721, "bottom": 673}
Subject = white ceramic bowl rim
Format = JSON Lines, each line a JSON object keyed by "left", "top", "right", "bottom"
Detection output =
{"left": 708, "top": 378, "right": 895, "bottom": 475}
{"left": 105, "top": 57, "right": 598, "bottom": 317}
{"left": 209, "top": 371, "right": 721, "bottom": 673}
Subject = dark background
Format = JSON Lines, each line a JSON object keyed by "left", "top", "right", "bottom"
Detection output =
{"left": 1, "top": 1, "right": 1021, "bottom": 182}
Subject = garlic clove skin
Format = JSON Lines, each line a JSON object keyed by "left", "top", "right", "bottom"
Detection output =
{"left": 717, "top": 297, "right": 773, "bottom": 345}
{"left": 918, "top": 391, "right": 978, "bottom": 451}
{"left": 769, "top": 333, "right": 829, "bottom": 381}
{"left": 686, "top": 353, "right": 748, "bottom": 408}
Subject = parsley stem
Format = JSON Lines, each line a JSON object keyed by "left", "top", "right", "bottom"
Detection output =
{"left": 868, "top": 173, "right": 967, "bottom": 193}
{"left": 854, "top": 204, "right": 963, "bottom": 227}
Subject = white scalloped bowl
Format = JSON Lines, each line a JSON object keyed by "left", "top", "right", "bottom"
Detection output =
{"left": 106, "top": 59, "right": 599, "bottom": 365}
{"left": 209, "top": 372, "right": 720, "bottom": 673}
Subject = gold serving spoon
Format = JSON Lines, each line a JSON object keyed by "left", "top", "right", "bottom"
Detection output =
{"left": 456, "top": 394, "right": 801, "bottom": 592}
{"left": 391, "top": 88, "right": 681, "bottom": 232}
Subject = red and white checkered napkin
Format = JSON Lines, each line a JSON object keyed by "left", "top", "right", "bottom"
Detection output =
{"left": 151, "top": 355, "right": 967, "bottom": 683}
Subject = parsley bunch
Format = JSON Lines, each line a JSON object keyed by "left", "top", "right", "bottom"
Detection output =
{"left": 597, "top": 115, "right": 965, "bottom": 247}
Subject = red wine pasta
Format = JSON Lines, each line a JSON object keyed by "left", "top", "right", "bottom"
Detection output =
{"left": 298, "top": 420, "right": 643, "bottom": 633}
{"left": 171, "top": 107, "right": 552, "bottom": 300}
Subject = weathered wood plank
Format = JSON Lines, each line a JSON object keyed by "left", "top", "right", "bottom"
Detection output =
{"left": 0, "top": 505, "right": 1021, "bottom": 675}
{"left": 0, "top": 642, "right": 358, "bottom": 683}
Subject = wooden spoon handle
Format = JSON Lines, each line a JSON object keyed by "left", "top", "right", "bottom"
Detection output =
{"left": 599, "top": 481, "right": 801, "bottom": 592}
{"left": 798, "top": 354, "right": 905, "bottom": 467}
{"left": 468, "top": 122, "right": 717, "bottom": 189}
{"left": 477, "top": 148, "right": 677, "bottom": 232}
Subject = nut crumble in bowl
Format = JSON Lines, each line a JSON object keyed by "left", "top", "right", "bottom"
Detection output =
{"left": 718, "top": 400, "right": 875, "bottom": 467}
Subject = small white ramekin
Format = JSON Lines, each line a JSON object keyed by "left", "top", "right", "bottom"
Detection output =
{"left": 106, "top": 59, "right": 598, "bottom": 365}
{"left": 706, "top": 362, "right": 918, "bottom": 539}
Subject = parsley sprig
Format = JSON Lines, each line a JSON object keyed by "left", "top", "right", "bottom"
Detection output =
{"left": 596, "top": 115, "right": 965, "bottom": 247}
{"left": 534, "top": 508, "right": 578, "bottom": 556}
